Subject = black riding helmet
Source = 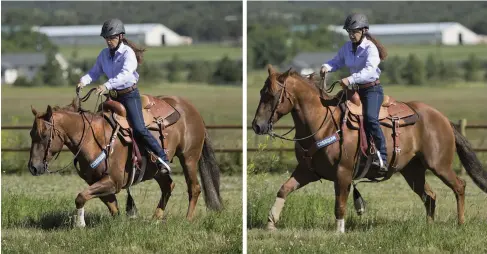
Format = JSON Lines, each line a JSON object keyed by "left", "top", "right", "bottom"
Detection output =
{"left": 343, "top": 13, "right": 369, "bottom": 30}
{"left": 100, "top": 18, "right": 125, "bottom": 37}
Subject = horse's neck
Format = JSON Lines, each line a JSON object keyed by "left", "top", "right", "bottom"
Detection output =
{"left": 291, "top": 84, "right": 338, "bottom": 138}
{"left": 58, "top": 112, "right": 104, "bottom": 152}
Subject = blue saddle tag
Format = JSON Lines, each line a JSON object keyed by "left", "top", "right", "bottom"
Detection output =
{"left": 316, "top": 134, "right": 339, "bottom": 149}
{"left": 90, "top": 150, "right": 106, "bottom": 169}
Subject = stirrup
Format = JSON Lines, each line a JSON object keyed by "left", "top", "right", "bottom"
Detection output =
{"left": 157, "top": 159, "right": 171, "bottom": 175}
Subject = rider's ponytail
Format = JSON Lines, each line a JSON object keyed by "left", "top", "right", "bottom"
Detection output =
{"left": 365, "top": 32, "right": 388, "bottom": 61}
{"left": 121, "top": 37, "right": 146, "bottom": 65}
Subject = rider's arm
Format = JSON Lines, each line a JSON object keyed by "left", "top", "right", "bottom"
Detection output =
{"left": 103, "top": 49, "right": 138, "bottom": 90}
{"left": 322, "top": 44, "right": 346, "bottom": 72}
{"left": 346, "top": 44, "right": 380, "bottom": 85}
{"left": 79, "top": 50, "right": 104, "bottom": 86}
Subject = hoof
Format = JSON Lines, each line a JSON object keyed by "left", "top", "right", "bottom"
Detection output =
{"left": 73, "top": 215, "right": 86, "bottom": 228}
{"left": 266, "top": 222, "right": 277, "bottom": 231}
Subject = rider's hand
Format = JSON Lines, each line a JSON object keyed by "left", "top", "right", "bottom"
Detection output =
{"left": 95, "top": 84, "right": 107, "bottom": 95}
{"left": 340, "top": 78, "right": 350, "bottom": 89}
{"left": 320, "top": 66, "right": 328, "bottom": 78}
{"left": 77, "top": 82, "right": 85, "bottom": 89}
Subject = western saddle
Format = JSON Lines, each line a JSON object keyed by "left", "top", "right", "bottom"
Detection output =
{"left": 98, "top": 94, "right": 180, "bottom": 186}
{"left": 339, "top": 89, "right": 419, "bottom": 178}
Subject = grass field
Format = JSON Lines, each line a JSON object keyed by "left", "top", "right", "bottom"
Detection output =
{"left": 248, "top": 174, "right": 487, "bottom": 253}
{"left": 60, "top": 44, "right": 242, "bottom": 62}
{"left": 2, "top": 174, "right": 242, "bottom": 253}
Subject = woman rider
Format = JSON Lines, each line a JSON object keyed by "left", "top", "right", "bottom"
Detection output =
{"left": 320, "top": 13, "right": 389, "bottom": 174}
{"left": 77, "top": 18, "right": 171, "bottom": 174}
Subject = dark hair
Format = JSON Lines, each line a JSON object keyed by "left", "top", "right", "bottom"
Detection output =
{"left": 365, "top": 32, "right": 388, "bottom": 61}
{"left": 121, "top": 37, "right": 146, "bottom": 64}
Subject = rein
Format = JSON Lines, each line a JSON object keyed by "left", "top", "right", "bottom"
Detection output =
{"left": 267, "top": 76, "right": 344, "bottom": 142}
{"left": 43, "top": 88, "right": 102, "bottom": 174}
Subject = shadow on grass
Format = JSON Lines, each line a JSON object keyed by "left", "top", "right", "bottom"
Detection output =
{"left": 11, "top": 211, "right": 107, "bottom": 231}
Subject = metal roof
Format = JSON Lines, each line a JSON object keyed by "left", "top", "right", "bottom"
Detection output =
{"left": 329, "top": 22, "right": 461, "bottom": 35}
{"left": 2, "top": 53, "right": 47, "bottom": 67}
{"left": 34, "top": 23, "right": 166, "bottom": 37}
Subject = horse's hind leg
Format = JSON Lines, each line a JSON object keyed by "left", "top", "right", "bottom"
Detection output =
{"left": 178, "top": 151, "right": 201, "bottom": 221}
{"left": 126, "top": 188, "right": 138, "bottom": 218}
{"left": 400, "top": 158, "right": 436, "bottom": 222}
{"left": 267, "top": 165, "right": 320, "bottom": 230}
{"left": 153, "top": 174, "right": 175, "bottom": 220}
{"left": 99, "top": 194, "right": 120, "bottom": 216}
{"left": 423, "top": 148, "right": 466, "bottom": 225}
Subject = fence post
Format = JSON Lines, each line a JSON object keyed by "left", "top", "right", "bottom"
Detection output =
{"left": 459, "top": 118, "right": 467, "bottom": 175}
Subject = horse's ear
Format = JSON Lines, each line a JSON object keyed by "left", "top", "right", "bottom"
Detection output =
{"left": 308, "top": 72, "right": 316, "bottom": 80}
{"left": 44, "top": 105, "right": 53, "bottom": 120}
{"left": 283, "top": 67, "right": 292, "bottom": 77}
{"left": 31, "top": 106, "right": 38, "bottom": 116}
{"left": 267, "top": 64, "right": 276, "bottom": 76}
{"left": 70, "top": 98, "right": 79, "bottom": 111}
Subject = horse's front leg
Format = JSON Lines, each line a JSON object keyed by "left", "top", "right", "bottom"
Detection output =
{"left": 334, "top": 166, "right": 353, "bottom": 233}
{"left": 267, "top": 165, "right": 320, "bottom": 230}
{"left": 74, "top": 176, "right": 117, "bottom": 228}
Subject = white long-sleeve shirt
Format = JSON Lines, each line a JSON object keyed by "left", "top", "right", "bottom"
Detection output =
{"left": 322, "top": 36, "right": 381, "bottom": 85}
{"left": 80, "top": 42, "right": 139, "bottom": 90}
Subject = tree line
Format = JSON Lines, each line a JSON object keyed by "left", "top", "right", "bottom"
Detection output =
{"left": 1, "top": 1, "right": 242, "bottom": 42}
{"left": 248, "top": 1, "right": 487, "bottom": 35}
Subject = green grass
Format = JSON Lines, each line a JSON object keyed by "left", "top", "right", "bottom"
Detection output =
{"left": 2, "top": 174, "right": 242, "bottom": 253}
{"left": 248, "top": 174, "right": 487, "bottom": 253}
{"left": 60, "top": 44, "right": 242, "bottom": 62}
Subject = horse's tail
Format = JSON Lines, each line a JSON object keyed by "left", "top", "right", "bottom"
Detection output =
{"left": 198, "top": 129, "right": 223, "bottom": 210}
{"left": 451, "top": 122, "right": 487, "bottom": 193}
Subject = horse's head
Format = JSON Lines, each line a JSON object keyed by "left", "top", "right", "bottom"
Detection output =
{"left": 28, "top": 105, "right": 65, "bottom": 176}
{"left": 252, "top": 65, "right": 297, "bottom": 135}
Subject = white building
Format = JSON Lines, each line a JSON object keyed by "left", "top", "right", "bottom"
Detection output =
{"left": 328, "top": 22, "right": 481, "bottom": 45}
{"left": 34, "top": 23, "right": 192, "bottom": 46}
{"left": 1, "top": 53, "right": 69, "bottom": 85}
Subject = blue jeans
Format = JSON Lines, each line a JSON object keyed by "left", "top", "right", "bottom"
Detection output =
{"left": 357, "top": 84, "right": 387, "bottom": 163}
{"left": 115, "top": 88, "right": 168, "bottom": 162}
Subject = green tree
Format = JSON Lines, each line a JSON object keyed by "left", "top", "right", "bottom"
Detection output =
{"left": 383, "top": 56, "right": 403, "bottom": 85}
{"left": 188, "top": 61, "right": 214, "bottom": 83}
{"left": 248, "top": 24, "right": 291, "bottom": 69}
{"left": 166, "top": 55, "right": 186, "bottom": 83}
{"left": 464, "top": 53, "right": 482, "bottom": 82}
{"left": 425, "top": 53, "right": 439, "bottom": 80}
{"left": 39, "top": 50, "right": 67, "bottom": 86}
{"left": 1, "top": 27, "right": 58, "bottom": 53}
{"left": 212, "top": 56, "right": 241, "bottom": 84}
{"left": 402, "top": 54, "right": 425, "bottom": 86}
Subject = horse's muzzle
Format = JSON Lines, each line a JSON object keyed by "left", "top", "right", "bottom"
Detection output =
{"left": 252, "top": 119, "right": 270, "bottom": 135}
{"left": 28, "top": 161, "right": 44, "bottom": 176}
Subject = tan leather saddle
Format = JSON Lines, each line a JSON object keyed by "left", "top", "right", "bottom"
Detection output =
{"left": 340, "top": 90, "right": 419, "bottom": 177}
{"left": 344, "top": 90, "right": 419, "bottom": 128}
{"left": 99, "top": 94, "right": 181, "bottom": 143}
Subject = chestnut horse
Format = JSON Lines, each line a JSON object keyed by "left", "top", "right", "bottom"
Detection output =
{"left": 252, "top": 65, "right": 487, "bottom": 233}
{"left": 28, "top": 95, "right": 222, "bottom": 227}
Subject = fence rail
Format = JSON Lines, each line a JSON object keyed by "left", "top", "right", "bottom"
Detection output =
{"left": 3, "top": 119, "right": 487, "bottom": 154}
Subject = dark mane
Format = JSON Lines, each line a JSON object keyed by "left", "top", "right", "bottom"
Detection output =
{"left": 287, "top": 70, "right": 322, "bottom": 94}
{"left": 51, "top": 98, "right": 99, "bottom": 116}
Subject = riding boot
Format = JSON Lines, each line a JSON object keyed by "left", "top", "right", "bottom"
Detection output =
{"left": 156, "top": 157, "right": 171, "bottom": 175}
{"left": 371, "top": 152, "right": 388, "bottom": 174}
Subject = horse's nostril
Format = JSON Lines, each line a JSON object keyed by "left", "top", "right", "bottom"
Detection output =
{"left": 253, "top": 124, "right": 260, "bottom": 134}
